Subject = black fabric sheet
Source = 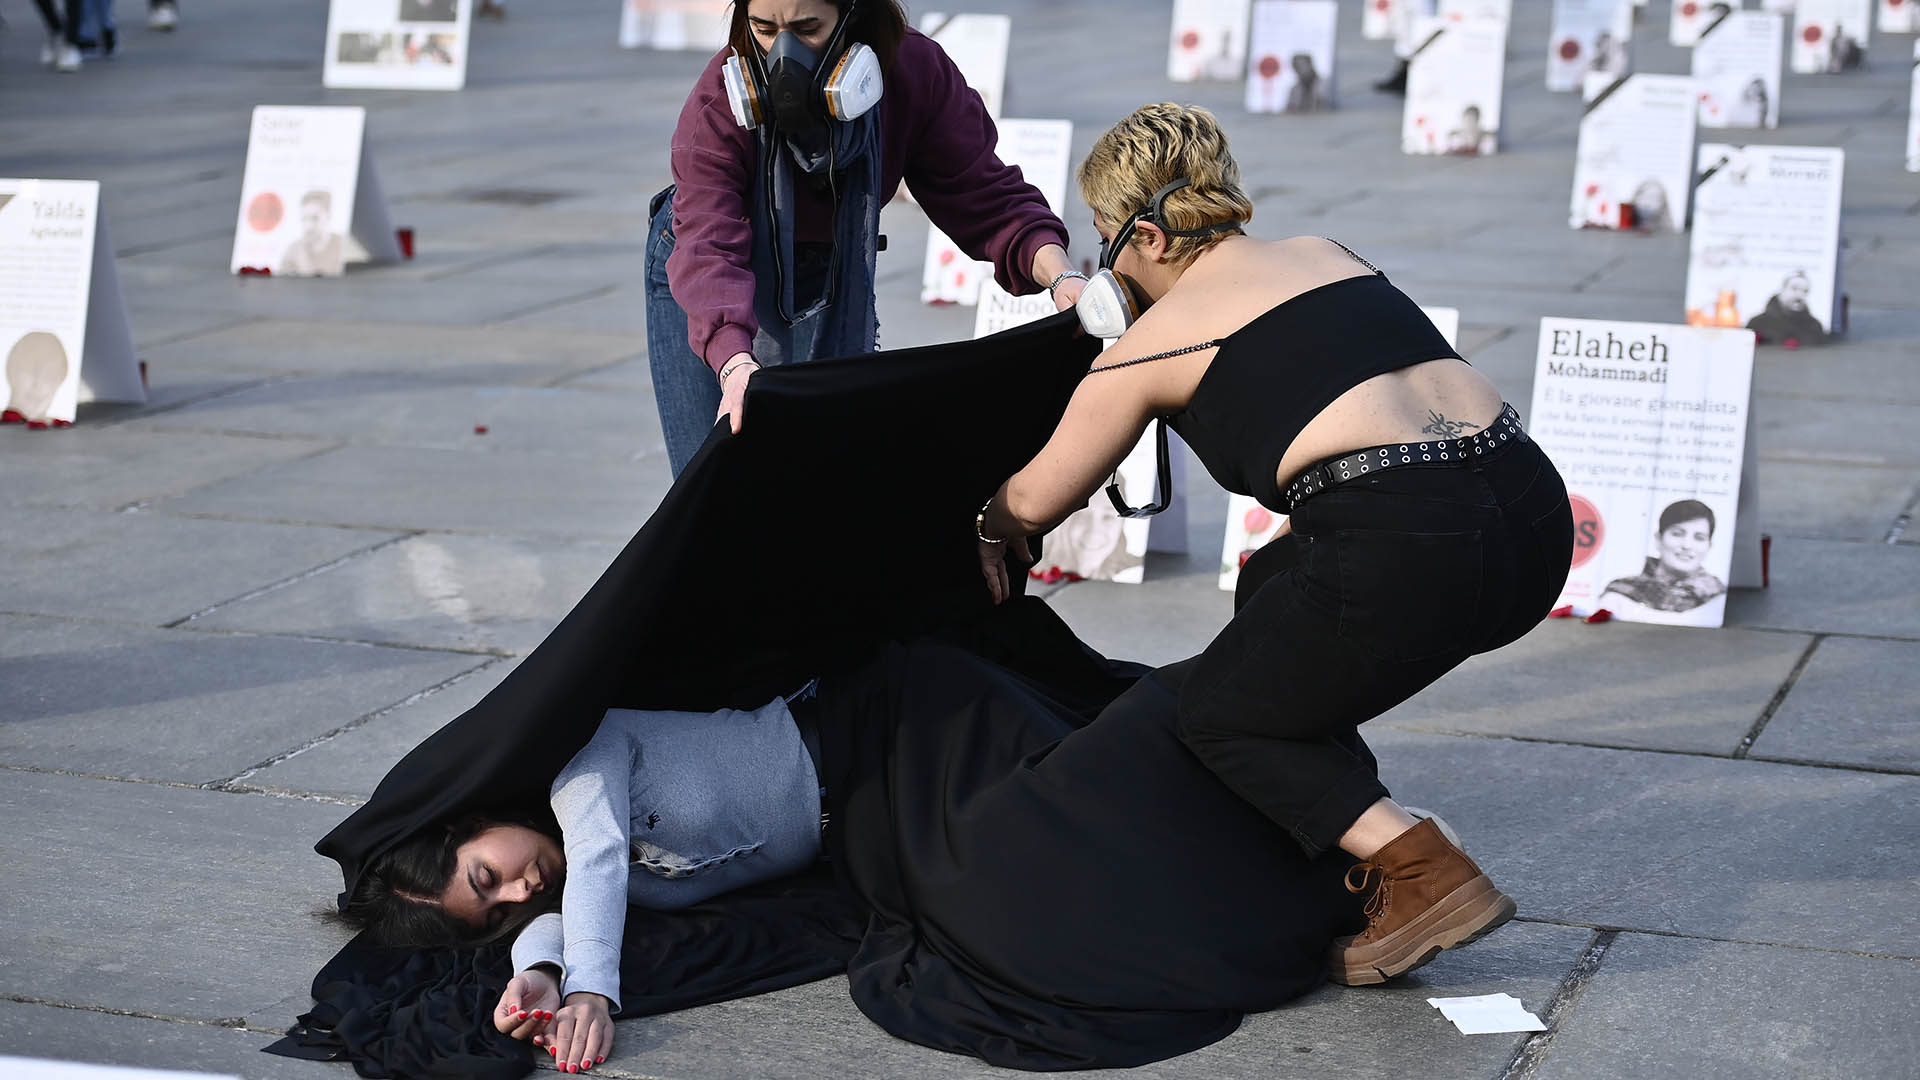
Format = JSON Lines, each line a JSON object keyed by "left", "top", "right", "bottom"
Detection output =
{"left": 272, "top": 313, "right": 1363, "bottom": 1077}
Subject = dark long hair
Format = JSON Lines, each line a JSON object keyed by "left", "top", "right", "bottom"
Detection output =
{"left": 328, "top": 812, "right": 561, "bottom": 949}
{"left": 727, "top": 0, "right": 910, "bottom": 72}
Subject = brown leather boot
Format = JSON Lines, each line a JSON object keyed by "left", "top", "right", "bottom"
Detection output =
{"left": 1328, "top": 817, "right": 1516, "bottom": 986}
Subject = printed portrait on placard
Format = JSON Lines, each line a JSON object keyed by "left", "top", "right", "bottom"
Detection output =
{"left": 337, "top": 32, "right": 398, "bottom": 64}
{"left": 1745, "top": 270, "right": 1830, "bottom": 345}
{"left": 1627, "top": 179, "right": 1675, "bottom": 233}
{"left": 278, "top": 189, "right": 347, "bottom": 277}
{"left": 1598, "top": 499, "right": 1728, "bottom": 616}
{"left": 1446, "top": 104, "right": 1496, "bottom": 155}
{"left": 405, "top": 32, "right": 459, "bottom": 66}
{"left": 1285, "top": 53, "right": 1329, "bottom": 112}
{"left": 1041, "top": 499, "right": 1145, "bottom": 583}
{"left": 3, "top": 332, "right": 73, "bottom": 425}
{"left": 398, "top": 0, "right": 458, "bottom": 21}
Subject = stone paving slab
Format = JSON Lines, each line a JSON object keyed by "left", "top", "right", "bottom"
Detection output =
{"left": 158, "top": 445, "right": 664, "bottom": 540}
{"left": 1046, "top": 572, "right": 1231, "bottom": 668}
{"left": 497, "top": 284, "right": 649, "bottom": 336}
{"left": 133, "top": 375, "right": 665, "bottom": 461}
{"left": 1375, "top": 621, "right": 1811, "bottom": 757}
{"left": 595, "top": 922, "right": 1589, "bottom": 1080}
{"left": 1751, "top": 637, "right": 1920, "bottom": 773}
{"left": 0, "top": 772, "right": 353, "bottom": 1024}
{"left": 0, "top": 506, "right": 396, "bottom": 626}
{"left": 1726, "top": 537, "right": 1920, "bottom": 640}
{"left": 137, "top": 319, "right": 642, "bottom": 383}
{"left": 0, "top": 613, "right": 481, "bottom": 784}
{"left": 0, "top": 1002, "right": 344, "bottom": 1080}
{"left": 146, "top": 275, "right": 612, "bottom": 330}
{"left": 0, "top": 428, "right": 330, "bottom": 511}
{"left": 249, "top": 659, "right": 517, "bottom": 799}
{"left": 1753, "top": 461, "right": 1918, "bottom": 542}
{"left": 1531, "top": 934, "right": 1920, "bottom": 1080}
{"left": 1756, "top": 397, "right": 1920, "bottom": 467}
{"left": 188, "top": 533, "right": 621, "bottom": 654}
{"left": 1367, "top": 729, "right": 1920, "bottom": 957}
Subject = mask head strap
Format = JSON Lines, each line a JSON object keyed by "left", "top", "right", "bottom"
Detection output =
{"left": 813, "top": 0, "right": 859, "bottom": 89}
{"left": 1100, "top": 178, "right": 1243, "bottom": 268}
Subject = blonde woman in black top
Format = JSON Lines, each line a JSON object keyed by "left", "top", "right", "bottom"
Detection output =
{"left": 976, "top": 103, "right": 1574, "bottom": 986}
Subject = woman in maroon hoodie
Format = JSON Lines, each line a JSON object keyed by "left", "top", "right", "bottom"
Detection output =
{"left": 645, "top": 0, "right": 1086, "bottom": 476}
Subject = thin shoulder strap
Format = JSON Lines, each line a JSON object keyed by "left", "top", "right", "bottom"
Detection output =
{"left": 1322, "top": 236, "right": 1384, "bottom": 276}
{"left": 1085, "top": 339, "right": 1222, "bottom": 376}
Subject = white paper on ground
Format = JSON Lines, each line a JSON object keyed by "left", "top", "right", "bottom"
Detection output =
{"left": 1884, "top": 0, "right": 1920, "bottom": 33}
{"left": 1428, "top": 994, "right": 1548, "bottom": 1035}
{"left": 231, "top": 106, "right": 367, "bottom": 276}
{"left": 1547, "top": 0, "right": 1631, "bottom": 93}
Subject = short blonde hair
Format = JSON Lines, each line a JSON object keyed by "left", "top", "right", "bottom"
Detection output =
{"left": 1078, "top": 103, "right": 1253, "bottom": 266}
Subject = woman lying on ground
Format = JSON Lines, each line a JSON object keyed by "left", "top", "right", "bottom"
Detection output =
{"left": 335, "top": 692, "right": 827, "bottom": 1074}
{"left": 977, "top": 102, "right": 1576, "bottom": 986}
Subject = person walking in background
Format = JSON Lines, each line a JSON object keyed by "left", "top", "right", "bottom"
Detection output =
{"left": 646, "top": 0, "right": 1082, "bottom": 477}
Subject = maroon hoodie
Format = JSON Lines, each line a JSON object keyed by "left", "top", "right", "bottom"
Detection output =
{"left": 665, "top": 28, "right": 1070, "bottom": 374}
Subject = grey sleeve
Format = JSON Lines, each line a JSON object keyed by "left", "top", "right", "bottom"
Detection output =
{"left": 509, "top": 912, "right": 565, "bottom": 978}
{"left": 549, "top": 724, "right": 634, "bottom": 1011}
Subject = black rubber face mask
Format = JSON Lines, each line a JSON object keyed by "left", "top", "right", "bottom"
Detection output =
{"left": 764, "top": 31, "right": 830, "bottom": 162}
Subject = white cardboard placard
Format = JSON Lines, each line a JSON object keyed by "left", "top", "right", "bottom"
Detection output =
{"left": 1694, "top": 11, "right": 1786, "bottom": 129}
{"left": 1571, "top": 74, "right": 1697, "bottom": 233}
{"left": 922, "top": 118, "right": 1071, "bottom": 306}
{"left": 1529, "top": 318, "right": 1758, "bottom": 628}
{"left": 231, "top": 106, "right": 402, "bottom": 277}
{"left": 618, "top": 0, "right": 729, "bottom": 50}
{"left": 1685, "top": 144, "right": 1844, "bottom": 345}
{"left": 1217, "top": 304, "right": 1460, "bottom": 592}
{"left": 1440, "top": 0, "right": 1512, "bottom": 22}
{"left": 1668, "top": 0, "right": 1728, "bottom": 47}
{"left": 0, "top": 179, "right": 143, "bottom": 425}
{"left": 1792, "top": 0, "right": 1873, "bottom": 72}
{"left": 1393, "top": 0, "right": 1439, "bottom": 58}
{"left": 324, "top": 0, "right": 471, "bottom": 91}
{"left": 1549, "top": 0, "right": 1632, "bottom": 93}
{"left": 1168, "top": 0, "right": 1254, "bottom": 82}
{"left": 1883, "top": 0, "right": 1920, "bottom": 32}
{"left": 1364, "top": 0, "right": 1398, "bottom": 39}
{"left": 1245, "top": 0, "right": 1338, "bottom": 113}
{"left": 1909, "top": 41, "right": 1920, "bottom": 171}
{"left": 918, "top": 13, "right": 1011, "bottom": 120}
{"left": 0, "top": 1056, "right": 237, "bottom": 1080}
{"left": 1403, "top": 16, "right": 1507, "bottom": 156}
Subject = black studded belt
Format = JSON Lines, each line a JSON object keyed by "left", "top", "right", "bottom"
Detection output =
{"left": 1280, "top": 403, "right": 1528, "bottom": 512}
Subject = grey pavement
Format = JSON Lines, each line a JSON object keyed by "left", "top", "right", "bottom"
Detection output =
{"left": 2, "top": 1, "right": 1917, "bottom": 1078}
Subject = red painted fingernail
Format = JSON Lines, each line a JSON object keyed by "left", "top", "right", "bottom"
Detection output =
{"left": 596, "top": 1057, "right": 605, "bottom": 1064}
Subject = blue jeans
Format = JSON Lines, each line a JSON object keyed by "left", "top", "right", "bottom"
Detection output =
{"left": 645, "top": 186, "right": 835, "bottom": 479}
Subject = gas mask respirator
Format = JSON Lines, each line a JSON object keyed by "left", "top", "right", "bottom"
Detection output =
{"left": 722, "top": 9, "right": 883, "bottom": 157}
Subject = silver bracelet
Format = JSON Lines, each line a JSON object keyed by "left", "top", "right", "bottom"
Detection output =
{"left": 975, "top": 498, "right": 1006, "bottom": 544}
{"left": 1046, "top": 269, "right": 1089, "bottom": 293}
{"left": 717, "top": 357, "right": 757, "bottom": 385}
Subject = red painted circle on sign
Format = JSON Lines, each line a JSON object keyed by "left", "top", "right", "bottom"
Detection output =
{"left": 246, "top": 191, "right": 283, "bottom": 233}
{"left": 1243, "top": 506, "right": 1273, "bottom": 534}
{"left": 1375, "top": 0, "right": 1389, "bottom": 10}
{"left": 1681, "top": 2, "right": 1698, "bottom": 16}
{"left": 1802, "top": 24, "right": 1823, "bottom": 43}
{"left": 938, "top": 249, "right": 955, "bottom": 265}
{"left": 1258, "top": 54, "right": 1281, "bottom": 78}
{"left": 1180, "top": 29, "right": 1201, "bottom": 50}
{"left": 1567, "top": 494, "right": 1604, "bottom": 570}
{"left": 1558, "top": 38, "right": 1580, "bottom": 60}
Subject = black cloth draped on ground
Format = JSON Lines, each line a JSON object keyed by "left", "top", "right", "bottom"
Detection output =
{"left": 268, "top": 312, "right": 1364, "bottom": 1077}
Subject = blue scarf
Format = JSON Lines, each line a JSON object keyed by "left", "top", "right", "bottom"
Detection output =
{"left": 747, "top": 107, "right": 883, "bottom": 368}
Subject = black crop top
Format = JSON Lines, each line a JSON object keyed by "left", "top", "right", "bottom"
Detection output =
{"left": 1164, "top": 271, "right": 1462, "bottom": 513}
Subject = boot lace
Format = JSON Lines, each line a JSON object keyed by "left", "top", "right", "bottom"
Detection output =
{"left": 1345, "top": 861, "right": 1391, "bottom": 926}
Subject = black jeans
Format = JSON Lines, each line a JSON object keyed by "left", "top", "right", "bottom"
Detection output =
{"left": 1177, "top": 433, "right": 1574, "bottom": 857}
